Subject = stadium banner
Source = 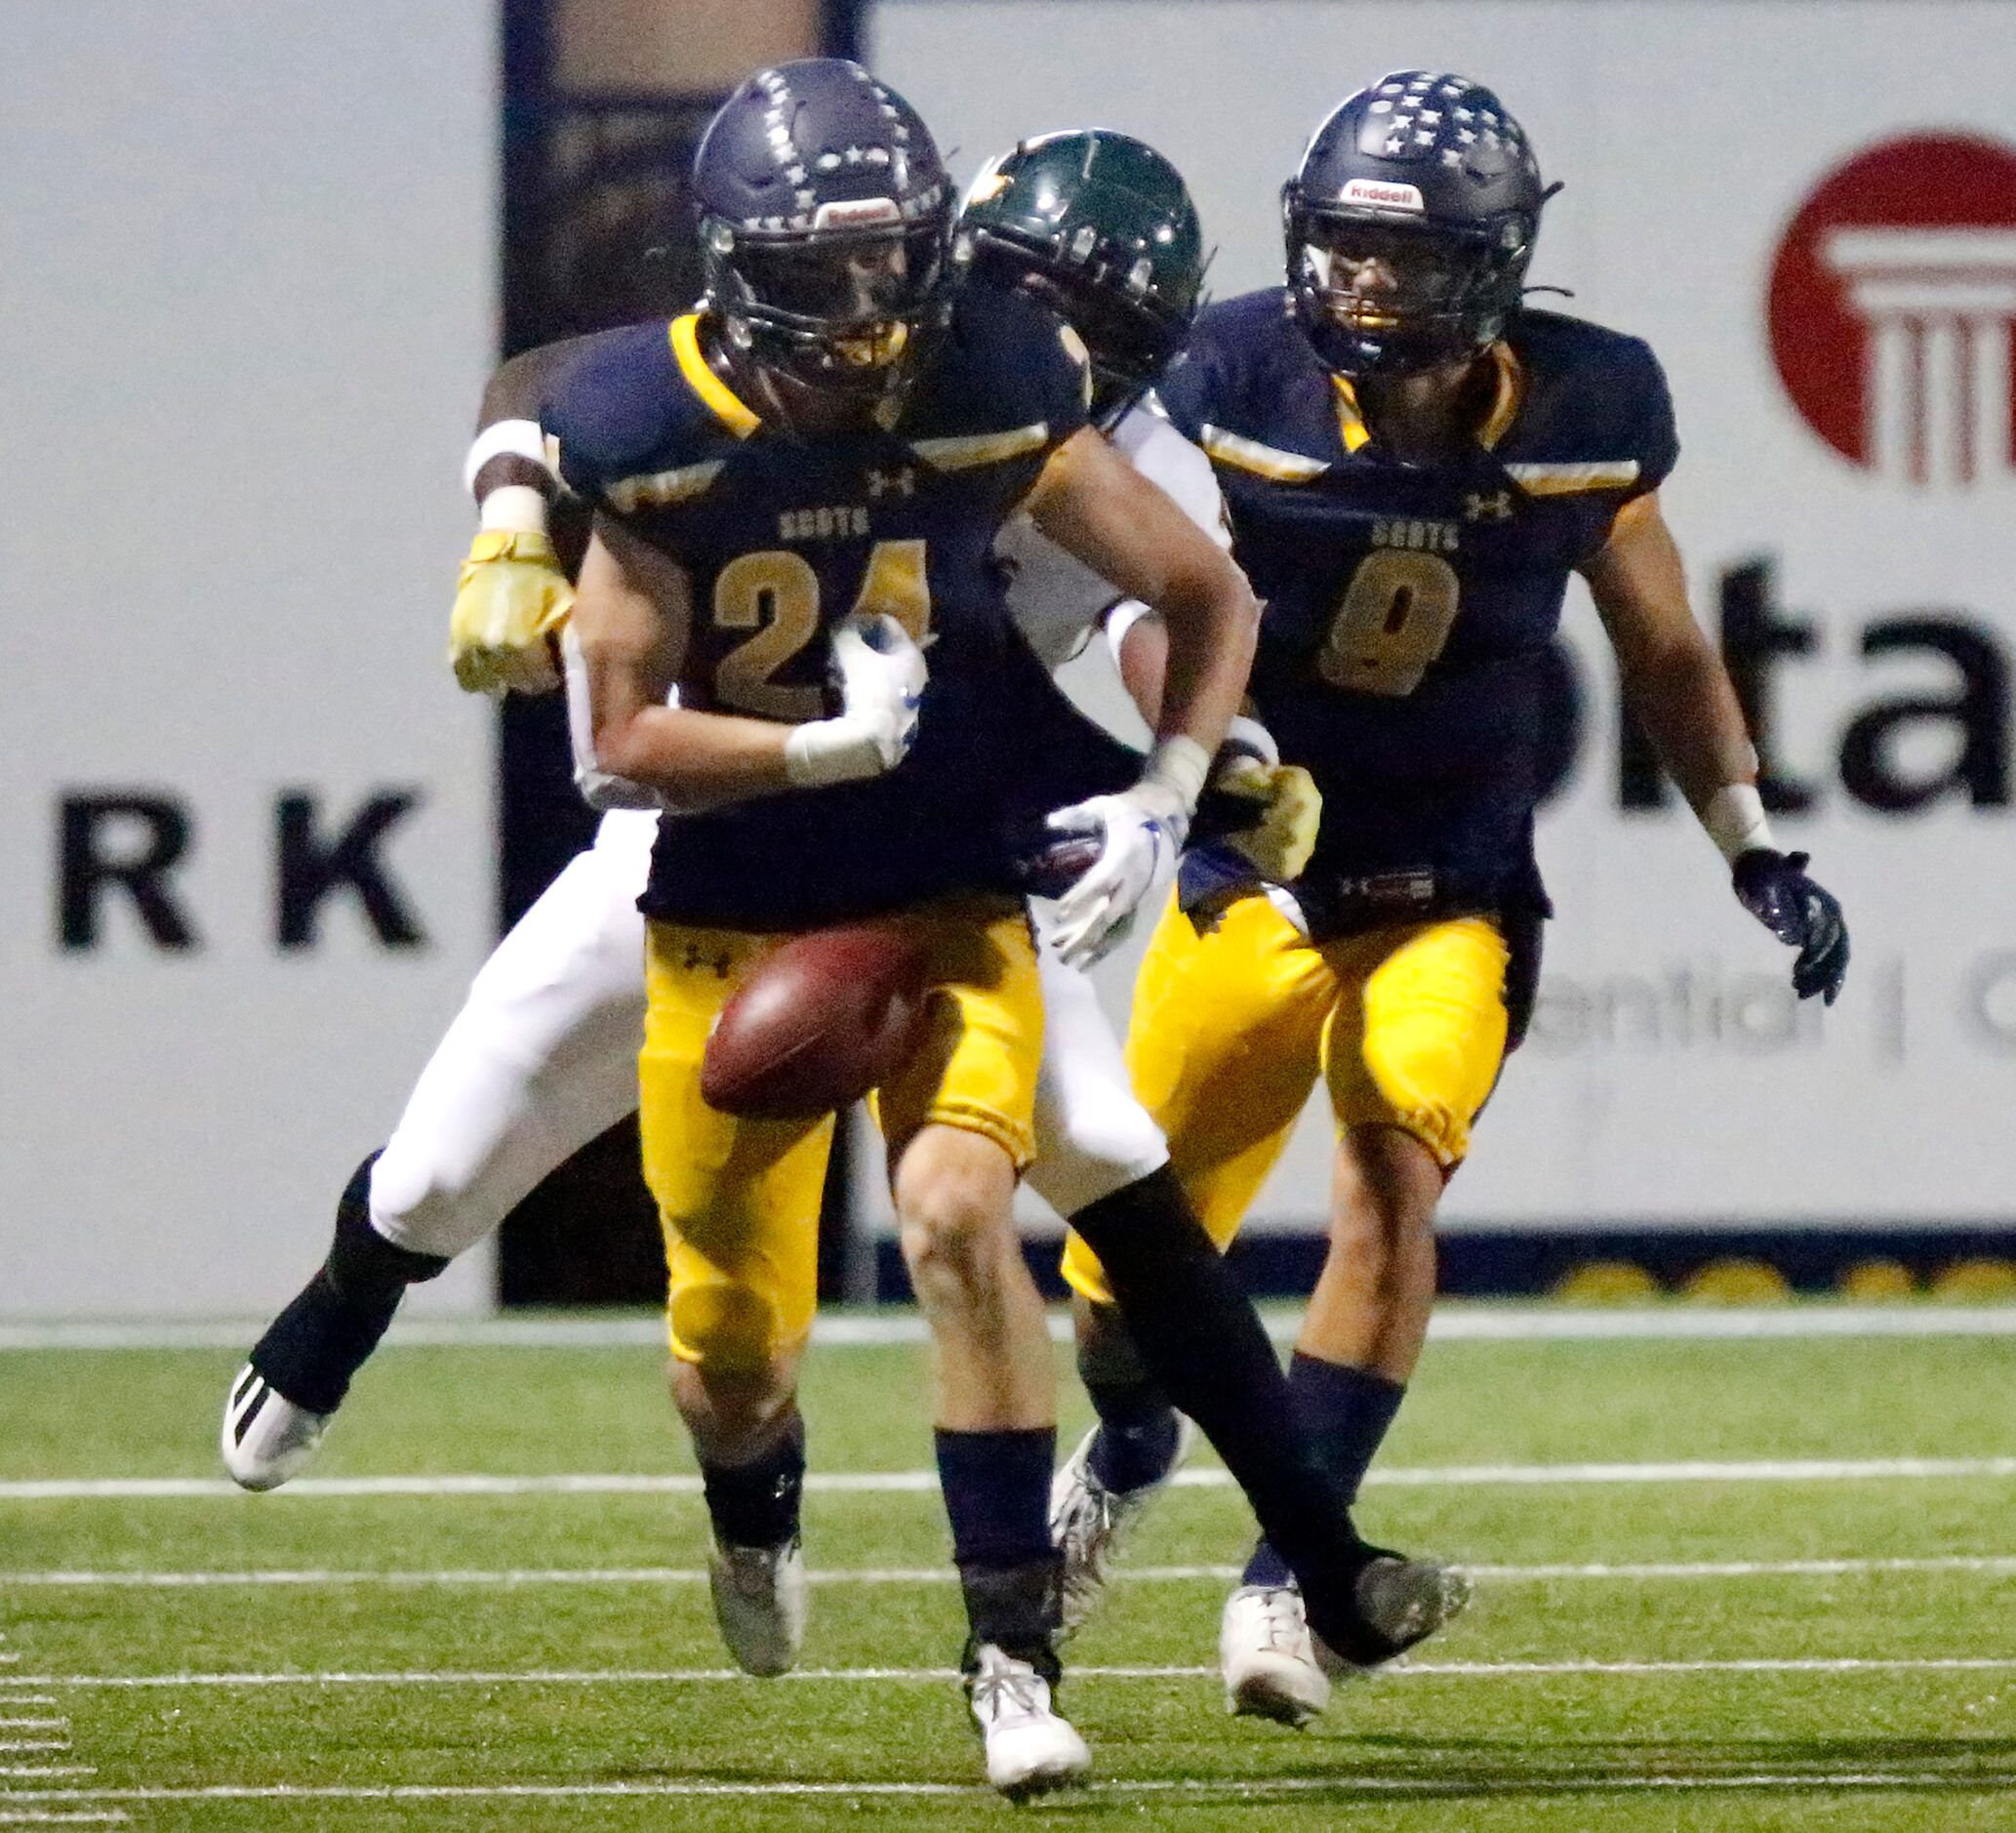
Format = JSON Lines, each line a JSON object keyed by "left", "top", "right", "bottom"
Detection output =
{"left": 867, "top": 0, "right": 2016, "bottom": 1233}
{"left": 1, "top": 2, "right": 499, "bottom": 1312}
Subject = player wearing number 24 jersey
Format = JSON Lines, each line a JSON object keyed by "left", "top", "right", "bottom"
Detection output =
{"left": 545, "top": 287, "right": 1098, "bottom": 930}
{"left": 1057, "top": 70, "right": 1850, "bottom": 1727}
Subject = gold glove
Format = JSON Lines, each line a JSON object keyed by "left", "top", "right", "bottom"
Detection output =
{"left": 449, "top": 530, "right": 574, "bottom": 695}
{"left": 1213, "top": 754, "right": 1322, "bottom": 883}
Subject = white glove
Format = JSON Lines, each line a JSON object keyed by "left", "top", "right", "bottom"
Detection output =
{"left": 784, "top": 612, "right": 928, "bottom": 788}
{"left": 1045, "top": 737, "right": 1210, "bottom": 968}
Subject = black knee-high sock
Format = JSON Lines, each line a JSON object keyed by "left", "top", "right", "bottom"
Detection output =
{"left": 936, "top": 1427, "right": 1061, "bottom": 1676}
{"left": 702, "top": 1414, "right": 807, "bottom": 1551}
{"left": 1084, "top": 1376, "right": 1182, "bottom": 1493}
{"left": 1068, "top": 1168, "right": 1382, "bottom": 1650}
{"left": 249, "top": 1153, "right": 447, "bottom": 1413}
{"left": 1245, "top": 1354, "right": 1407, "bottom": 1586}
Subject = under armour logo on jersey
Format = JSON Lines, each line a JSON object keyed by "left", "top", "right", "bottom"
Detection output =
{"left": 867, "top": 467, "right": 915, "bottom": 500}
{"left": 1465, "top": 489, "right": 1513, "bottom": 521}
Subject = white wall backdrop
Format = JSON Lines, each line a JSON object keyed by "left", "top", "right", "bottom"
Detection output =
{"left": 0, "top": 3, "right": 499, "bottom": 1311}
{"left": 870, "top": 0, "right": 2016, "bottom": 1231}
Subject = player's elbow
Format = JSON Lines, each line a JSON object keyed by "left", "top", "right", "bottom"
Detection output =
{"left": 581, "top": 713, "right": 661, "bottom": 810}
{"left": 1160, "top": 549, "right": 1261, "bottom": 657}
{"left": 574, "top": 757, "right": 661, "bottom": 814}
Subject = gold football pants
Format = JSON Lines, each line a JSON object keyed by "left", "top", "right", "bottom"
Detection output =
{"left": 639, "top": 900, "right": 1042, "bottom": 1369}
{"left": 1062, "top": 891, "right": 1509, "bottom": 1304}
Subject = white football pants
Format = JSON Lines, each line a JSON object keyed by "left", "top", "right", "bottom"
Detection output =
{"left": 369, "top": 812, "right": 1168, "bottom": 1259}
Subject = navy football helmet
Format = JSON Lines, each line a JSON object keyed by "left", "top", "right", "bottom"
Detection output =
{"left": 692, "top": 60, "right": 954, "bottom": 419}
{"left": 1283, "top": 71, "right": 1550, "bottom": 378}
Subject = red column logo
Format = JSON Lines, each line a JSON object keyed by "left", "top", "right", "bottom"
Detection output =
{"left": 1768, "top": 133, "right": 2016, "bottom": 488}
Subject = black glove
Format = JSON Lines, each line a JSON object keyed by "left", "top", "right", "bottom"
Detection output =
{"left": 1732, "top": 848, "right": 1849, "bottom": 1004}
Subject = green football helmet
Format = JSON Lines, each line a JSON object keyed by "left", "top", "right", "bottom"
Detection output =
{"left": 954, "top": 129, "right": 1206, "bottom": 424}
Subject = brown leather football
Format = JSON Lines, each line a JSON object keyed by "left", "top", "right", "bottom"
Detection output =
{"left": 700, "top": 919, "right": 933, "bottom": 1120}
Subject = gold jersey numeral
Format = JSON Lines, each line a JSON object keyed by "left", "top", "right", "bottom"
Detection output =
{"left": 710, "top": 541, "right": 933, "bottom": 719}
{"left": 1317, "top": 549, "right": 1462, "bottom": 697}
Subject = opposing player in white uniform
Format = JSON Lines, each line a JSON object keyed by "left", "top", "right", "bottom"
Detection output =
{"left": 222, "top": 130, "right": 1462, "bottom": 1716}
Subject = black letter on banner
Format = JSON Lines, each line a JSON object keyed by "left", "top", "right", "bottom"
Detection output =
{"left": 1839, "top": 618, "right": 2009, "bottom": 812}
{"left": 57, "top": 793, "right": 200, "bottom": 951}
{"left": 275, "top": 790, "right": 426, "bottom": 950}
{"left": 1719, "top": 556, "right": 1818, "bottom": 814}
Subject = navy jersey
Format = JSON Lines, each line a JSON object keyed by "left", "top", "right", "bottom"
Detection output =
{"left": 544, "top": 287, "right": 1108, "bottom": 929}
{"left": 1158, "top": 291, "right": 1677, "bottom": 924}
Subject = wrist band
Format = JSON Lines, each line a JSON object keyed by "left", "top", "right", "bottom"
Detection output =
{"left": 1146, "top": 734, "right": 1212, "bottom": 815}
{"left": 463, "top": 419, "right": 553, "bottom": 496}
{"left": 478, "top": 484, "right": 551, "bottom": 536}
{"left": 1703, "top": 783, "right": 1774, "bottom": 864}
{"left": 1221, "top": 714, "right": 1278, "bottom": 769}
{"left": 1104, "top": 599, "right": 1156, "bottom": 672}
{"left": 785, "top": 716, "right": 879, "bottom": 788}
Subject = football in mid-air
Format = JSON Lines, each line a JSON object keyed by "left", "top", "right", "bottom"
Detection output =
{"left": 701, "top": 919, "right": 933, "bottom": 1120}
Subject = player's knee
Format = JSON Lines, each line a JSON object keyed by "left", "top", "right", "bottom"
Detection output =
{"left": 669, "top": 1281, "right": 793, "bottom": 1378}
{"left": 898, "top": 1162, "right": 1015, "bottom": 1299}
{"left": 366, "top": 1146, "right": 486, "bottom": 1261}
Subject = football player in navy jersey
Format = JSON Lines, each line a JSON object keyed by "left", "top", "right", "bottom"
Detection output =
{"left": 219, "top": 75, "right": 1460, "bottom": 1793}
{"left": 1054, "top": 72, "right": 1849, "bottom": 1723}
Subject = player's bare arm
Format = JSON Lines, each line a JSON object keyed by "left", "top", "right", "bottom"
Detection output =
{"left": 569, "top": 517, "right": 775, "bottom": 807}
{"left": 1026, "top": 425, "right": 1258, "bottom": 763}
{"left": 1582, "top": 491, "right": 1755, "bottom": 806}
{"left": 1585, "top": 490, "right": 1849, "bottom": 1001}
{"left": 1022, "top": 425, "right": 1263, "bottom": 964}
{"left": 572, "top": 516, "right": 923, "bottom": 811}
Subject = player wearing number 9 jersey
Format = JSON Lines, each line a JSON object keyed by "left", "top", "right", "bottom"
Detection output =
{"left": 1055, "top": 71, "right": 1849, "bottom": 1724}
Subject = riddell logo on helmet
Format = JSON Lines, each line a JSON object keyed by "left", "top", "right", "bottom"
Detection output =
{"left": 813, "top": 197, "right": 903, "bottom": 229}
{"left": 1768, "top": 133, "right": 2016, "bottom": 488}
{"left": 1341, "top": 179, "right": 1425, "bottom": 212}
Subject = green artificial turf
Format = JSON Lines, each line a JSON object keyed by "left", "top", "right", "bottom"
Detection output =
{"left": 2, "top": 1311, "right": 2014, "bottom": 1829}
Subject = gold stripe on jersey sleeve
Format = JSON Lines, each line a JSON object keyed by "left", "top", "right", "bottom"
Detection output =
{"left": 1200, "top": 424, "right": 1331, "bottom": 483}
{"left": 1332, "top": 377, "right": 1372, "bottom": 454}
{"left": 604, "top": 460, "right": 727, "bottom": 514}
{"left": 1505, "top": 459, "right": 1642, "bottom": 494}
{"left": 909, "top": 423, "right": 1050, "bottom": 470}
{"left": 669, "top": 314, "right": 761, "bottom": 438}
{"left": 1478, "top": 344, "right": 1525, "bottom": 450}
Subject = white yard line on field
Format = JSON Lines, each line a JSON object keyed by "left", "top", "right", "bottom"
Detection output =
{"left": 10, "top": 1656, "right": 2016, "bottom": 1689}
{"left": 6, "top": 1304, "right": 2016, "bottom": 1353}
{"left": 0, "top": 1812, "right": 122, "bottom": 1826}
{"left": 0, "top": 1770, "right": 2009, "bottom": 1807}
{"left": 3, "top": 1554, "right": 2014, "bottom": 1590}
{"left": 7, "top": 1456, "right": 2016, "bottom": 1501}
{"left": 0, "top": 1807, "right": 128, "bottom": 1822}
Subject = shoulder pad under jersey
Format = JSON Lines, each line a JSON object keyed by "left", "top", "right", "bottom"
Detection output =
{"left": 903, "top": 280, "right": 1092, "bottom": 463}
{"left": 542, "top": 317, "right": 751, "bottom": 509}
{"left": 1496, "top": 309, "right": 1678, "bottom": 501}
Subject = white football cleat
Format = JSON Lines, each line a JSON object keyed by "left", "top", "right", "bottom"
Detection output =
{"left": 220, "top": 1365, "right": 329, "bottom": 1492}
{"left": 1049, "top": 1416, "right": 1195, "bottom": 1637}
{"left": 967, "top": 1644, "right": 1092, "bottom": 1799}
{"left": 1220, "top": 1583, "right": 1330, "bottom": 1726}
{"left": 707, "top": 1537, "right": 807, "bottom": 1677}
